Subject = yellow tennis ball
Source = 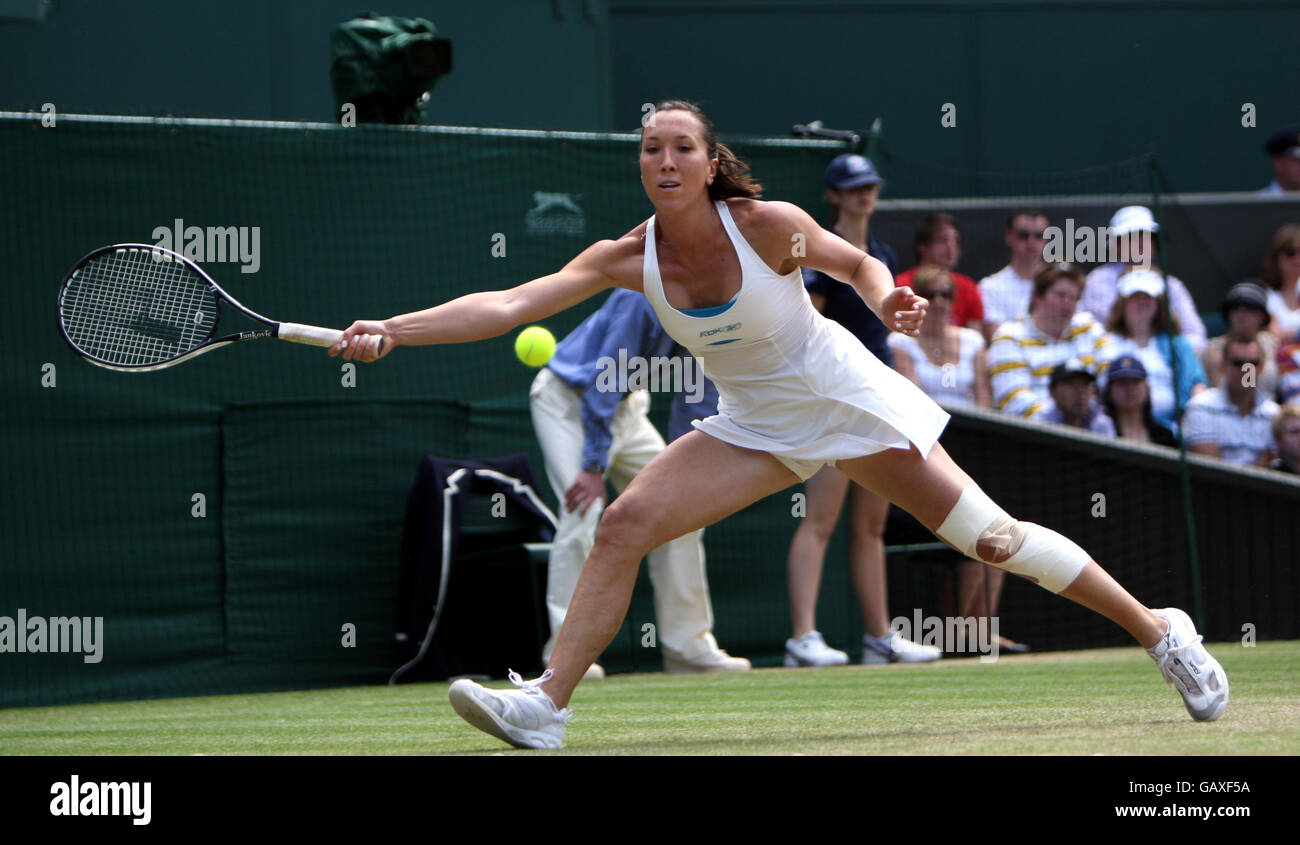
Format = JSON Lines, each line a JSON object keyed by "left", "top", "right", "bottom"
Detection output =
{"left": 515, "top": 325, "right": 556, "bottom": 367}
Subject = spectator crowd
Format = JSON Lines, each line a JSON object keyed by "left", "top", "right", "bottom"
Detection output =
{"left": 864, "top": 190, "right": 1299, "bottom": 472}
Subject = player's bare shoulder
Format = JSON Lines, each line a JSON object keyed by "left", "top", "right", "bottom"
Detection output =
{"left": 565, "top": 221, "right": 648, "bottom": 292}
{"left": 607, "top": 221, "right": 652, "bottom": 291}
{"left": 724, "top": 199, "right": 813, "bottom": 275}
{"left": 741, "top": 199, "right": 816, "bottom": 232}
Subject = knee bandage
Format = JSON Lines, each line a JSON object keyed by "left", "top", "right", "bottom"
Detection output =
{"left": 935, "top": 484, "right": 1089, "bottom": 594}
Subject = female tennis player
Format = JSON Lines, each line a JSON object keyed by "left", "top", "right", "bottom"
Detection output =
{"left": 333, "top": 100, "right": 1228, "bottom": 749}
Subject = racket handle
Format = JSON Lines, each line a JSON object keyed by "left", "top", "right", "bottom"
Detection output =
{"left": 278, "top": 322, "right": 343, "bottom": 347}
{"left": 277, "top": 322, "right": 385, "bottom": 356}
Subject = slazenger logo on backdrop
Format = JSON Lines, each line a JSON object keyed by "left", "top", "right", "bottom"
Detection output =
{"left": 525, "top": 192, "right": 585, "bottom": 236}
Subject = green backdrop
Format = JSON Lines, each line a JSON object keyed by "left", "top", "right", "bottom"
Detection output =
{"left": 3, "top": 114, "right": 1293, "bottom": 710}
{"left": 3, "top": 1, "right": 1294, "bottom": 194}
{"left": 0, "top": 114, "right": 836, "bottom": 706}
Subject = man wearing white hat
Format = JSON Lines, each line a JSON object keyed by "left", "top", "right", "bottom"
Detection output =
{"left": 1079, "top": 206, "right": 1207, "bottom": 354}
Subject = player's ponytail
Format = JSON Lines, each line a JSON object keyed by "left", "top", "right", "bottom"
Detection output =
{"left": 710, "top": 141, "right": 762, "bottom": 200}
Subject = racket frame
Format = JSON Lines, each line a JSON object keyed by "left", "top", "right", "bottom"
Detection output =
{"left": 57, "top": 243, "right": 339, "bottom": 372}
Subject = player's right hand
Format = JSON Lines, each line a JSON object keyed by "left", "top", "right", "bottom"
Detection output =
{"left": 565, "top": 471, "right": 605, "bottom": 517}
{"left": 882, "top": 286, "right": 928, "bottom": 336}
{"left": 332, "top": 320, "right": 392, "bottom": 362}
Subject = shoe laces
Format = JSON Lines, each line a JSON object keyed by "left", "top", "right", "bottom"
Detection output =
{"left": 507, "top": 668, "right": 554, "bottom": 694}
{"left": 505, "top": 669, "right": 572, "bottom": 722}
{"left": 1158, "top": 634, "right": 1206, "bottom": 692}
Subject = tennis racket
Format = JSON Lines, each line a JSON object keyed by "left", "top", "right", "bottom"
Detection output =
{"left": 57, "top": 243, "right": 381, "bottom": 372}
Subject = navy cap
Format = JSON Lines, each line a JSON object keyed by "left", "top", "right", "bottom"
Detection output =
{"left": 1050, "top": 357, "right": 1094, "bottom": 387}
{"left": 1265, "top": 124, "right": 1300, "bottom": 158}
{"left": 1107, "top": 354, "right": 1147, "bottom": 381}
{"left": 825, "top": 154, "right": 884, "bottom": 190}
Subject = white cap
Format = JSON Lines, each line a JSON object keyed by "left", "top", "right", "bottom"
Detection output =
{"left": 1117, "top": 269, "right": 1166, "bottom": 298}
{"left": 1108, "top": 205, "right": 1159, "bottom": 237}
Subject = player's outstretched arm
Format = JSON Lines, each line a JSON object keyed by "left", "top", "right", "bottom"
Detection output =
{"left": 771, "top": 201, "right": 927, "bottom": 336}
{"left": 331, "top": 240, "right": 620, "bottom": 361}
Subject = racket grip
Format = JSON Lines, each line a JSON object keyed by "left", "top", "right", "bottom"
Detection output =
{"left": 278, "top": 322, "right": 386, "bottom": 356}
{"left": 278, "top": 322, "right": 343, "bottom": 347}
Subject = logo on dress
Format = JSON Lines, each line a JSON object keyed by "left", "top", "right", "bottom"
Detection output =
{"left": 525, "top": 192, "right": 585, "bottom": 236}
{"left": 699, "top": 322, "right": 742, "bottom": 344}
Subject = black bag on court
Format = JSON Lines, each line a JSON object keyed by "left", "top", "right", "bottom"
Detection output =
{"left": 390, "top": 454, "right": 557, "bottom": 683}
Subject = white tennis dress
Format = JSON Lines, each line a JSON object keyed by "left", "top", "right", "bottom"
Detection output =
{"left": 643, "top": 201, "right": 950, "bottom": 480}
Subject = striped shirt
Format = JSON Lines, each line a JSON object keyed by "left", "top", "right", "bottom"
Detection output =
{"left": 1180, "top": 388, "right": 1278, "bottom": 466}
{"left": 988, "top": 312, "right": 1110, "bottom": 419}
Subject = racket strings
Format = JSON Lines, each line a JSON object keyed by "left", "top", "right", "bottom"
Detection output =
{"left": 60, "top": 248, "right": 218, "bottom": 366}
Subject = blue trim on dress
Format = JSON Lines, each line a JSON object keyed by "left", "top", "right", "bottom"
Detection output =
{"left": 679, "top": 296, "right": 738, "bottom": 318}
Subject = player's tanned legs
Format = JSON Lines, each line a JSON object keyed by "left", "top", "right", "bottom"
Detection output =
{"left": 540, "top": 431, "right": 797, "bottom": 706}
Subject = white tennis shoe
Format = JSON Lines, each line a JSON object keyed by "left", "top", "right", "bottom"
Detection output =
{"left": 1148, "top": 608, "right": 1229, "bottom": 722}
{"left": 662, "top": 648, "right": 752, "bottom": 674}
{"left": 448, "top": 669, "right": 572, "bottom": 749}
{"left": 862, "top": 630, "right": 942, "bottom": 664}
{"left": 784, "top": 631, "right": 849, "bottom": 667}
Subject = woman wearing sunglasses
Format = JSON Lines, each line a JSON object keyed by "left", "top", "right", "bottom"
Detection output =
{"left": 1260, "top": 224, "right": 1300, "bottom": 340}
{"left": 890, "top": 266, "right": 991, "bottom": 410}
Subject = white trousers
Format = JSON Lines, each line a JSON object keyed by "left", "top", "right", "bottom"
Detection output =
{"left": 530, "top": 367, "right": 720, "bottom": 662}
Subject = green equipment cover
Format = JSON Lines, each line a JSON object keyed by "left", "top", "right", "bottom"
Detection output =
{"left": 330, "top": 12, "right": 452, "bottom": 124}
